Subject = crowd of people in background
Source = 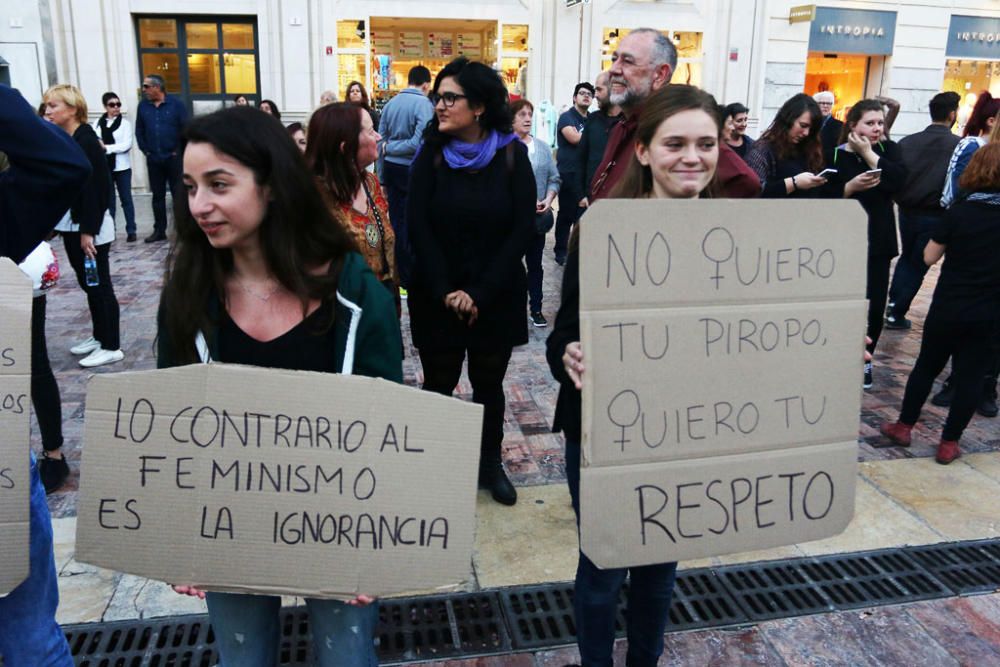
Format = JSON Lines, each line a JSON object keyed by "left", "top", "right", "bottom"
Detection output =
{"left": 3, "top": 20, "right": 1000, "bottom": 666}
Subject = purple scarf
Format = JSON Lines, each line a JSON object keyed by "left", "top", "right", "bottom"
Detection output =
{"left": 442, "top": 130, "right": 517, "bottom": 171}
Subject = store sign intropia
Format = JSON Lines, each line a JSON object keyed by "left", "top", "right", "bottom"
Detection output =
{"left": 947, "top": 16, "right": 1000, "bottom": 59}
{"left": 807, "top": 7, "right": 896, "bottom": 56}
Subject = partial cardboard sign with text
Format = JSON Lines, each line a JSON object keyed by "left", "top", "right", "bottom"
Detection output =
{"left": 579, "top": 199, "right": 867, "bottom": 567}
{"left": 76, "top": 365, "right": 483, "bottom": 599}
{"left": 0, "top": 258, "right": 32, "bottom": 595}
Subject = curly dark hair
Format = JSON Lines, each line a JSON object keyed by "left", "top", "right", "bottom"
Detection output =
{"left": 422, "top": 57, "right": 512, "bottom": 153}
{"left": 759, "top": 93, "right": 824, "bottom": 172}
{"left": 160, "top": 107, "right": 356, "bottom": 364}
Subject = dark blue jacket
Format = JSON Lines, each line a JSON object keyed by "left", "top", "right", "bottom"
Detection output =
{"left": 135, "top": 95, "right": 188, "bottom": 161}
{"left": 0, "top": 85, "right": 91, "bottom": 262}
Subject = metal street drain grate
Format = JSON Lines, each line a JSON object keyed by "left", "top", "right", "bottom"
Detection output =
{"left": 908, "top": 540, "right": 1000, "bottom": 595}
{"left": 717, "top": 561, "right": 833, "bottom": 621}
{"left": 52, "top": 538, "right": 1000, "bottom": 666}
{"left": 802, "top": 552, "right": 950, "bottom": 610}
{"left": 499, "top": 583, "right": 579, "bottom": 650}
{"left": 64, "top": 617, "right": 216, "bottom": 667}
{"left": 667, "top": 569, "right": 749, "bottom": 631}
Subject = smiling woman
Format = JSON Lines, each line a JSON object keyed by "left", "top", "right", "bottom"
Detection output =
{"left": 159, "top": 106, "right": 402, "bottom": 666}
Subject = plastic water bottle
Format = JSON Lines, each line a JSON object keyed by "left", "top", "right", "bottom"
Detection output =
{"left": 84, "top": 256, "right": 99, "bottom": 287}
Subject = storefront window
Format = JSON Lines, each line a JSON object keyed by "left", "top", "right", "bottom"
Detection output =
{"left": 338, "top": 19, "right": 367, "bottom": 50}
{"left": 943, "top": 60, "right": 1000, "bottom": 135}
{"left": 804, "top": 53, "right": 869, "bottom": 120}
{"left": 141, "top": 53, "right": 181, "bottom": 91}
{"left": 222, "top": 23, "right": 255, "bottom": 50}
{"left": 600, "top": 28, "right": 703, "bottom": 87}
{"left": 339, "top": 54, "right": 367, "bottom": 97}
{"left": 502, "top": 24, "right": 528, "bottom": 53}
{"left": 136, "top": 16, "right": 259, "bottom": 112}
{"left": 501, "top": 57, "right": 528, "bottom": 97}
{"left": 185, "top": 23, "right": 218, "bottom": 49}
{"left": 224, "top": 53, "right": 257, "bottom": 94}
{"left": 138, "top": 18, "right": 177, "bottom": 49}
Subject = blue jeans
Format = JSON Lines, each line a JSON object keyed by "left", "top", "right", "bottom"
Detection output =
{"left": 887, "top": 210, "right": 940, "bottom": 320}
{"left": 0, "top": 454, "right": 73, "bottom": 666}
{"left": 205, "top": 592, "right": 379, "bottom": 667}
{"left": 565, "top": 439, "right": 677, "bottom": 667}
{"left": 108, "top": 168, "right": 137, "bottom": 235}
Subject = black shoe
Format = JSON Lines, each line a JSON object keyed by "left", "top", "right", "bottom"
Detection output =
{"left": 39, "top": 453, "right": 69, "bottom": 494}
{"left": 145, "top": 232, "right": 167, "bottom": 243}
{"left": 126, "top": 233, "right": 137, "bottom": 242}
{"left": 554, "top": 254, "right": 566, "bottom": 266}
{"left": 884, "top": 313, "right": 911, "bottom": 330}
{"left": 530, "top": 311, "right": 548, "bottom": 327}
{"left": 978, "top": 391, "right": 999, "bottom": 418}
{"left": 481, "top": 461, "right": 517, "bottom": 506}
{"left": 863, "top": 362, "right": 873, "bottom": 389}
{"left": 932, "top": 382, "right": 954, "bottom": 407}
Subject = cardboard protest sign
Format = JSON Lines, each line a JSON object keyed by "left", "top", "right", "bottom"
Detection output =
{"left": 579, "top": 199, "right": 867, "bottom": 568}
{"left": 0, "top": 258, "right": 32, "bottom": 595}
{"left": 76, "top": 364, "right": 483, "bottom": 599}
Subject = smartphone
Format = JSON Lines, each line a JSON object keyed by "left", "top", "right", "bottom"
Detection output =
{"left": 864, "top": 168, "right": 882, "bottom": 177}
{"left": 816, "top": 168, "right": 838, "bottom": 178}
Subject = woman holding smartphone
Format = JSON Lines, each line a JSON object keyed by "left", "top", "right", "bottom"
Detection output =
{"left": 825, "top": 99, "right": 907, "bottom": 389}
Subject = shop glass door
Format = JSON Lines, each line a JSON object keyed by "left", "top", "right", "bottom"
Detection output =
{"left": 804, "top": 53, "right": 870, "bottom": 121}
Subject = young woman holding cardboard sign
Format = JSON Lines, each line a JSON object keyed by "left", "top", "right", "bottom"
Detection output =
{"left": 160, "top": 106, "right": 401, "bottom": 667}
{"left": 546, "top": 84, "right": 721, "bottom": 667}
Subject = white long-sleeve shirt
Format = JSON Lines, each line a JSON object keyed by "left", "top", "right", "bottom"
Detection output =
{"left": 92, "top": 116, "right": 134, "bottom": 172}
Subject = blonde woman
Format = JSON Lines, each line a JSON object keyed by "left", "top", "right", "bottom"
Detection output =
{"left": 43, "top": 84, "right": 123, "bottom": 367}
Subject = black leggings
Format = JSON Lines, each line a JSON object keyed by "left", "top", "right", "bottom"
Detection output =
{"left": 867, "top": 254, "right": 892, "bottom": 354}
{"left": 31, "top": 295, "right": 62, "bottom": 452}
{"left": 418, "top": 347, "right": 513, "bottom": 462}
{"left": 62, "top": 233, "right": 121, "bottom": 350}
{"left": 900, "top": 317, "right": 994, "bottom": 441}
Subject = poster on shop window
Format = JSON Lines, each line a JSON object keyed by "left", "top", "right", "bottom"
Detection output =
{"left": 0, "top": 258, "right": 32, "bottom": 595}
{"left": 75, "top": 364, "right": 483, "bottom": 599}
{"left": 578, "top": 199, "right": 868, "bottom": 568}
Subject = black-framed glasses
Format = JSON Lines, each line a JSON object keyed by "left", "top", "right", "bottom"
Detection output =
{"left": 141, "top": 83, "right": 152, "bottom": 89}
{"left": 107, "top": 102, "right": 121, "bottom": 107}
{"left": 432, "top": 92, "right": 467, "bottom": 108}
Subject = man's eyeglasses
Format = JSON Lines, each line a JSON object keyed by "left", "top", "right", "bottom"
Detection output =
{"left": 107, "top": 102, "right": 121, "bottom": 108}
{"left": 141, "top": 83, "right": 152, "bottom": 89}
{"left": 431, "top": 92, "right": 467, "bottom": 108}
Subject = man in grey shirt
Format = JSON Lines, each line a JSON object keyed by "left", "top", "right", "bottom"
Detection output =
{"left": 378, "top": 65, "right": 434, "bottom": 290}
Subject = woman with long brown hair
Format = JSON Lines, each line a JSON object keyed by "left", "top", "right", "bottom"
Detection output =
{"left": 547, "top": 83, "right": 721, "bottom": 666}
{"left": 346, "top": 80, "right": 380, "bottom": 133}
{"left": 163, "top": 106, "right": 401, "bottom": 665}
{"left": 745, "top": 93, "right": 829, "bottom": 198}
{"left": 306, "top": 102, "right": 399, "bottom": 311}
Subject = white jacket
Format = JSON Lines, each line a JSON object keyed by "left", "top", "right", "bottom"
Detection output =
{"left": 92, "top": 116, "right": 134, "bottom": 172}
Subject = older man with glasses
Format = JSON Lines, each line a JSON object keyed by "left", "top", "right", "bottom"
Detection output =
{"left": 135, "top": 74, "right": 188, "bottom": 243}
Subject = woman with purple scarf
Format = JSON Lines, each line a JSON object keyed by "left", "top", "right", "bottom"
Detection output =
{"left": 407, "top": 57, "right": 536, "bottom": 506}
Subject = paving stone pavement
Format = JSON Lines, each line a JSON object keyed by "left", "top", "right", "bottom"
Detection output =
{"left": 36, "top": 195, "right": 1000, "bottom": 518}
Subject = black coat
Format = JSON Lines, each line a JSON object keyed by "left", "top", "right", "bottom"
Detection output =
{"left": 70, "top": 123, "right": 111, "bottom": 236}
{"left": 407, "top": 141, "right": 536, "bottom": 352}
{"left": 546, "top": 248, "right": 581, "bottom": 442}
{"left": 826, "top": 140, "right": 907, "bottom": 257}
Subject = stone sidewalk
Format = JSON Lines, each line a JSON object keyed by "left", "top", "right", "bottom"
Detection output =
{"left": 28, "top": 195, "right": 1000, "bottom": 659}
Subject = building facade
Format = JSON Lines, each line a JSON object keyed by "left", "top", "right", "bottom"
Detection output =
{"left": 4, "top": 0, "right": 1000, "bottom": 186}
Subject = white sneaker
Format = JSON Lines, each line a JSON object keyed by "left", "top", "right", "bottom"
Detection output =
{"left": 70, "top": 337, "right": 101, "bottom": 355}
{"left": 79, "top": 348, "right": 125, "bottom": 368}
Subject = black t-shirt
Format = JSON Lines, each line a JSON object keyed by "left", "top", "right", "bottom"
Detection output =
{"left": 556, "top": 107, "right": 587, "bottom": 172}
{"left": 218, "top": 301, "right": 338, "bottom": 371}
{"left": 928, "top": 198, "right": 1000, "bottom": 323}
